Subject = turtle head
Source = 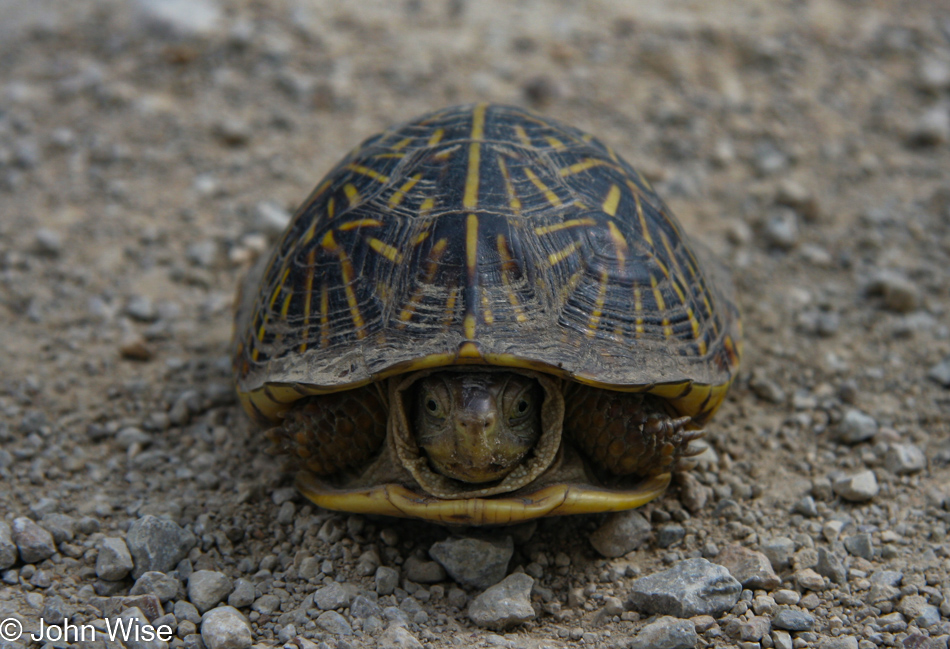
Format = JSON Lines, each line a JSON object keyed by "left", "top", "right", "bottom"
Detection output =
{"left": 411, "top": 371, "right": 542, "bottom": 483}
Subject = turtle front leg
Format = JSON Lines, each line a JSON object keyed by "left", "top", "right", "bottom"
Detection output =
{"left": 266, "top": 385, "right": 388, "bottom": 476}
{"left": 564, "top": 385, "right": 702, "bottom": 478}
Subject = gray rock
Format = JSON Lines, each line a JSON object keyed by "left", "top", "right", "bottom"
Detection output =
{"left": 130, "top": 571, "right": 181, "bottom": 602}
{"left": 251, "top": 594, "right": 279, "bottom": 615}
{"left": 627, "top": 615, "right": 698, "bottom": 649}
{"left": 34, "top": 228, "right": 63, "bottom": 256}
{"left": 656, "top": 523, "right": 686, "bottom": 549}
{"left": 133, "top": 0, "right": 223, "bottom": 38}
{"left": 315, "top": 610, "right": 352, "bottom": 635}
{"left": 0, "top": 522, "right": 17, "bottom": 569}
{"left": 760, "top": 536, "right": 795, "bottom": 571}
{"left": 126, "top": 295, "right": 158, "bottom": 322}
{"left": 188, "top": 571, "right": 233, "bottom": 613}
{"left": 314, "top": 581, "right": 353, "bottom": 610}
{"left": 884, "top": 444, "right": 926, "bottom": 474}
{"left": 867, "top": 271, "right": 921, "bottom": 313}
{"left": 915, "top": 604, "right": 941, "bottom": 628}
{"left": 772, "top": 607, "right": 816, "bottom": 631}
{"left": 918, "top": 57, "right": 950, "bottom": 92}
{"left": 843, "top": 533, "right": 874, "bottom": 561}
{"left": 818, "top": 637, "right": 858, "bottom": 649}
{"left": 429, "top": 536, "right": 513, "bottom": 589}
{"left": 379, "top": 625, "right": 424, "bottom": 649}
{"left": 96, "top": 537, "right": 134, "bottom": 581}
{"left": 870, "top": 570, "right": 903, "bottom": 587}
{"left": 793, "top": 496, "right": 819, "bottom": 517}
{"left": 716, "top": 544, "right": 780, "bottom": 590}
{"left": 253, "top": 200, "right": 292, "bottom": 238}
{"left": 627, "top": 558, "right": 742, "bottom": 618}
{"left": 730, "top": 615, "right": 771, "bottom": 642}
{"left": 201, "top": 606, "right": 252, "bottom": 649}
{"left": 12, "top": 517, "right": 56, "bottom": 564}
{"left": 836, "top": 410, "right": 878, "bottom": 444}
{"left": 41, "top": 594, "right": 72, "bottom": 626}
{"left": 127, "top": 515, "right": 196, "bottom": 578}
{"left": 174, "top": 600, "right": 202, "bottom": 625}
{"left": 227, "top": 579, "right": 255, "bottom": 608}
{"left": 375, "top": 566, "right": 399, "bottom": 596}
{"left": 39, "top": 513, "right": 76, "bottom": 544}
{"left": 815, "top": 548, "right": 846, "bottom": 585}
{"left": 589, "top": 510, "right": 652, "bottom": 558}
{"left": 929, "top": 358, "right": 950, "bottom": 387}
{"left": 832, "top": 471, "right": 878, "bottom": 502}
{"left": 186, "top": 240, "right": 218, "bottom": 268}
{"left": 467, "top": 573, "right": 536, "bottom": 630}
{"left": 763, "top": 207, "right": 799, "bottom": 250}
{"left": 118, "top": 607, "right": 169, "bottom": 649}
{"left": 402, "top": 556, "right": 447, "bottom": 584}
{"left": 350, "top": 595, "right": 382, "bottom": 619}
{"left": 773, "top": 629, "right": 793, "bottom": 649}
{"left": 910, "top": 104, "right": 950, "bottom": 146}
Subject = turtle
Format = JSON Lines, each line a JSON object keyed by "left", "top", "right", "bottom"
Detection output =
{"left": 232, "top": 103, "right": 741, "bottom": 525}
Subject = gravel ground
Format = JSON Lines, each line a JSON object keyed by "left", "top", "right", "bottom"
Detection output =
{"left": 2, "top": 1, "right": 950, "bottom": 648}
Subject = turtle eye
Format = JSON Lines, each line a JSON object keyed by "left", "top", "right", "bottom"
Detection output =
{"left": 516, "top": 399, "right": 529, "bottom": 414}
{"left": 416, "top": 380, "right": 449, "bottom": 420}
{"left": 426, "top": 399, "right": 439, "bottom": 413}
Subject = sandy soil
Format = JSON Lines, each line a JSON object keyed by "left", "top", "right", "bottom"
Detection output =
{"left": 1, "top": 1, "right": 950, "bottom": 648}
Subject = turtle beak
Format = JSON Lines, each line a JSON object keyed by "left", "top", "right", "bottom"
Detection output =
{"left": 453, "top": 388, "right": 499, "bottom": 475}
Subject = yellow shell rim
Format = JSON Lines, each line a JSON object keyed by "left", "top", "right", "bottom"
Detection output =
{"left": 296, "top": 470, "right": 672, "bottom": 525}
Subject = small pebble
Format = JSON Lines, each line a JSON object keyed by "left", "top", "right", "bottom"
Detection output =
{"left": 628, "top": 615, "right": 698, "bottom": 649}
{"left": 716, "top": 544, "right": 781, "bottom": 590}
{"left": 0, "top": 522, "right": 16, "bottom": 569}
{"left": 836, "top": 410, "right": 878, "bottom": 444}
{"left": 832, "top": 471, "right": 879, "bottom": 502}
{"left": 96, "top": 537, "right": 135, "bottom": 581}
{"left": 379, "top": 625, "right": 424, "bottom": 649}
{"left": 188, "top": 570, "right": 233, "bottom": 613}
{"left": 818, "top": 636, "right": 859, "bottom": 649}
{"left": 843, "top": 533, "right": 875, "bottom": 561}
{"left": 253, "top": 200, "right": 292, "bottom": 238}
{"left": 127, "top": 515, "right": 197, "bottom": 578}
{"left": 760, "top": 537, "right": 795, "bottom": 571}
{"left": 815, "top": 548, "right": 846, "bottom": 585}
{"left": 773, "top": 629, "right": 793, "bottom": 649}
{"left": 130, "top": 571, "right": 181, "bottom": 602}
{"left": 884, "top": 443, "right": 926, "bottom": 474}
{"left": 201, "top": 606, "right": 252, "bottom": 649}
{"left": 589, "top": 510, "right": 652, "bottom": 558}
{"left": 867, "top": 271, "right": 921, "bottom": 313}
{"left": 315, "top": 581, "right": 354, "bottom": 610}
{"left": 468, "top": 573, "right": 536, "bottom": 630}
{"left": 126, "top": 295, "right": 158, "bottom": 322}
{"left": 134, "top": 0, "right": 224, "bottom": 38}
{"left": 909, "top": 104, "right": 950, "bottom": 146}
{"left": 627, "top": 558, "right": 742, "bottom": 618}
{"left": 928, "top": 357, "right": 950, "bottom": 387}
{"left": 227, "top": 579, "right": 255, "bottom": 608}
{"left": 34, "top": 229, "right": 63, "bottom": 256}
{"left": 773, "top": 590, "right": 801, "bottom": 606}
{"left": 762, "top": 208, "right": 799, "bottom": 250}
{"left": 772, "top": 607, "right": 817, "bottom": 631}
{"left": 316, "top": 610, "right": 353, "bottom": 635}
{"left": 375, "top": 566, "right": 399, "bottom": 596}
{"left": 12, "top": 517, "right": 56, "bottom": 564}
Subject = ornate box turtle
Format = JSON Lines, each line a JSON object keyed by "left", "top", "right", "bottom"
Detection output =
{"left": 233, "top": 104, "right": 741, "bottom": 524}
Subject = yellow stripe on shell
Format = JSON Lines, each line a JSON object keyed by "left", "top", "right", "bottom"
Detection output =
{"left": 398, "top": 238, "right": 447, "bottom": 324}
{"left": 607, "top": 221, "right": 628, "bottom": 265}
{"left": 496, "top": 155, "right": 521, "bottom": 213}
{"left": 513, "top": 124, "right": 532, "bottom": 148}
{"left": 635, "top": 194, "right": 652, "bottom": 246}
{"left": 368, "top": 238, "right": 404, "bottom": 263}
{"left": 344, "top": 184, "right": 360, "bottom": 208}
{"left": 586, "top": 268, "right": 609, "bottom": 336}
{"left": 466, "top": 214, "right": 478, "bottom": 275}
{"left": 388, "top": 173, "right": 423, "bottom": 208}
{"left": 524, "top": 168, "right": 562, "bottom": 207}
{"left": 338, "top": 219, "right": 383, "bottom": 231}
{"left": 548, "top": 240, "right": 582, "bottom": 266}
{"left": 321, "top": 230, "right": 365, "bottom": 338}
{"left": 496, "top": 234, "right": 528, "bottom": 323}
{"left": 534, "top": 218, "right": 595, "bottom": 236}
{"left": 427, "top": 129, "right": 444, "bottom": 147}
{"left": 464, "top": 314, "right": 476, "bottom": 339}
{"left": 559, "top": 158, "right": 611, "bottom": 177}
{"left": 299, "top": 250, "right": 316, "bottom": 353}
{"left": 463, "top": 105, "right": 487, "bottom": 209}
{"left": 345, "top": 163, "right": 389, "bottom": 183}
{"left": 545, "top": 136, "right": 565, "bottom": 149}
{"left": 602, "top": 184, "right": 621, "bottom": 217}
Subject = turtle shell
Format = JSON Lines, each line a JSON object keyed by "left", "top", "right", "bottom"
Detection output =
{"left": 234, "top": 104, "right": 741, "bottom": 431}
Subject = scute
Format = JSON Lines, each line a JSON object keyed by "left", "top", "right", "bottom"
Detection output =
{"left": 234, "top": 104, "right": 741, "bottom": 427}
